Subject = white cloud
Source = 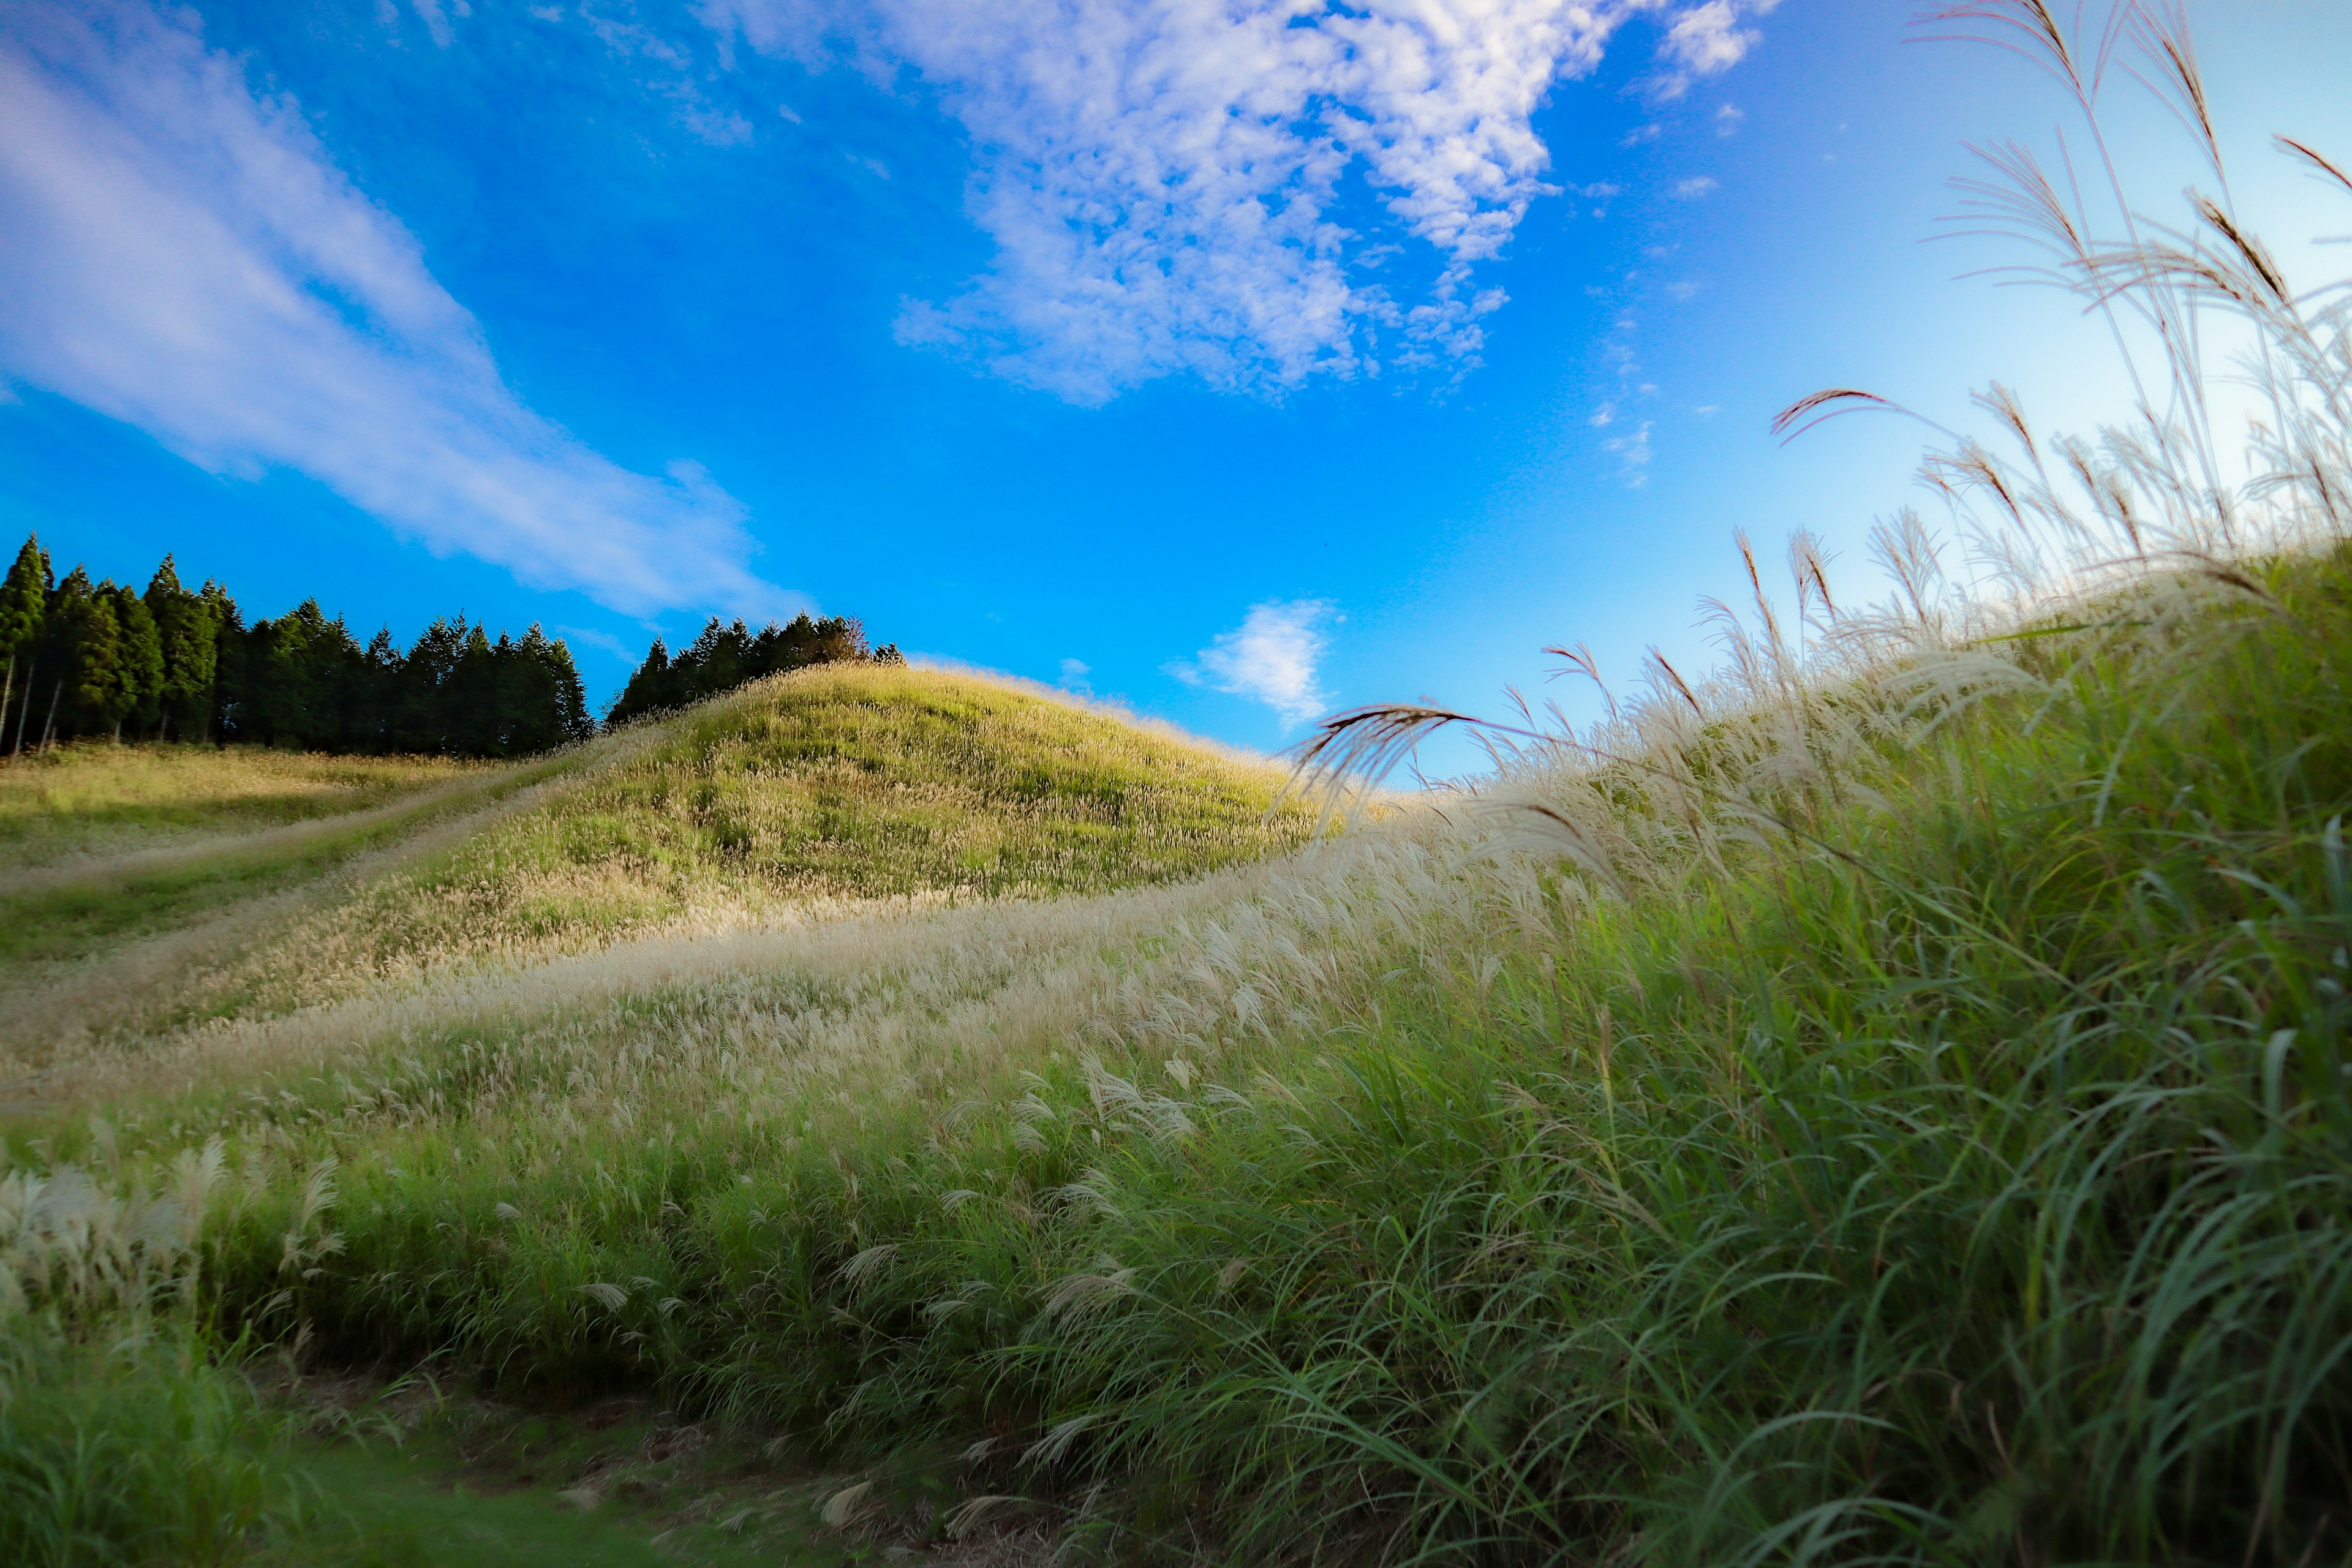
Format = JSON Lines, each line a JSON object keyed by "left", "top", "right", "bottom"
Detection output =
{"left": 409, "top": 0, "right": 456, "bottom": 48}
{"left": 1168, "top": 600, "right": 1335, "bottom": 725}
{"left": 554, "top": 624, "right": 643, "bottom": 664}
{"left": 1602, "top": 420, "right": 1653, "bottom": 486}
{"left": 0, "top": 0, "right": 787, "bottom": 621}
{"left": 1662, "top": 3, "right": 1754, "bottom": 73}
{"left": 578, "top": 4, "right": 755, "bottom": 147}
{"left": 706, "top": 0, "right": 1770, "bottom": 403}
{"left": 1058, "top": 656, "right": 1091, "bottom": 690}
{"left": 1672, "top": 175, "right": 1720, "bottom": 199}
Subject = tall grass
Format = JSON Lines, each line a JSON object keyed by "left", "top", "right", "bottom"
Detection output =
{"left": 7, "top": 3, "right": 2352, "bottom": 1562}
{"left": 243, "top": 662, "right": 1313, "bottom": 1003}
{"left": 0, "top": 1136, "right": 307, "bottom": 1566}
{"left": 0, "top": 1324, "right": 297, "bottom": 1568}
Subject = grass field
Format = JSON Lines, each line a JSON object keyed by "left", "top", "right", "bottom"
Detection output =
{"left": 0, "top": 665, "right": 1308, "bottom": 1077}
{"left": 8, "top": 535, "right": 2349, "bottom": 1563}
{"left": 4, "top": 12, "right": 2350, "bottom": 1563}
{"left": 1, "top": 663, "right": 1310, "bottom": 1564}
{"left": 0, "top": 747, "right": 483, "bottom": 875}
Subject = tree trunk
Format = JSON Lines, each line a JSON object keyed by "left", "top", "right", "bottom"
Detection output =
{"left": 0, "top": 656, "right": 12, "bottom": 761}
{"left": 40, "top": 679, "right": 61, "bottom": 753}
{"left": 12, "top": 661, "right": 30, "bottom": 755}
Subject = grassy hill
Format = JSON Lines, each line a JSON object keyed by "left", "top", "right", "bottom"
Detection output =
{"left": 5, "top": 539, "right": 2348, "bottom": 1566}
{"left": 0, "top": 664, "right": 1310, "bottom": 1069}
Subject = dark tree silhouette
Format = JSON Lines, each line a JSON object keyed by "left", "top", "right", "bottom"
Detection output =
{"left": 1, "top": 534, "right": 620, "bottom": 758}
{"left": 605, "top": 612, "right": 886, "bottom": 726}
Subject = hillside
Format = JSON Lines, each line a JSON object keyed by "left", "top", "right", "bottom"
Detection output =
{"left": 4, "top": 537, "right": 2345, "bottom": 1566}
{"left": 13, "top": 524, "right": 2352, "bottom": 1568}
{"left": 0, "top": 663, "right": 1310, "bottom": 1074}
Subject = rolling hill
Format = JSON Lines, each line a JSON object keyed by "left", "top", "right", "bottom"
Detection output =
{"left": 5, "top": 538, "right": 2351, "bottom": 1567}
{"left": 0, "top": 662, "right": 1310, "bottom": 1083}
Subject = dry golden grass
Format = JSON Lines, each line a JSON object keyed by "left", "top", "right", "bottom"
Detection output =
{"left": 0, "top": 744, "right": 481, "bottom": 876}
{"left": 0, "top": 664, "right": 1311, "bottom": 1084}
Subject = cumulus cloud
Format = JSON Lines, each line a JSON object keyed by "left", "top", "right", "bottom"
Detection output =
{"left": 0, "top": 0, "right": 786, "bottom": 620}
{"left": 1650, "top": 0, "right": 1772, "bottom": 99}
{"left": 705, "top": 0, "right": 1768, "bottom": 403}
{"left": 1168, "top": 600, "right": 1335, "bottom": 725}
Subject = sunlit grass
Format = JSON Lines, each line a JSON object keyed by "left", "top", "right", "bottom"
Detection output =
{"left": 279, "top": 661, "right": 1313, "bottom": 984}
{"left": 13, "top": 536, "right": 2346, "bottom": 1564}
{"left": 0, "top": 745, "right": 480, "bottom": 875}
{"left": 0, "top": 665, "right": 1306, "bottom": 1066}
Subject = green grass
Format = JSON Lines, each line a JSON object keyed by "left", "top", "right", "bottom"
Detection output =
{"left": 0, "top": 747, "right": 481, "bottom": 874}
{"left": 280, "top": 1404, "right": 847, "bottom": 1567}
{"left": 0, "top": 664, "right": 1305, "bottom": 1058}
{"left": 303, "top": 661, "right": 1314, "bottom": 970}
{"left": 12, "top": 541, "right": 2337, "bottom": 1564}
{"left": 0, "top": 1322, "right": 298, "bottom": 1568}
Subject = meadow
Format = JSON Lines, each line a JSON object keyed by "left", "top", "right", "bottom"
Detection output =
{"left": 5, "top": 7, "right": 2351, "bottom": 1565}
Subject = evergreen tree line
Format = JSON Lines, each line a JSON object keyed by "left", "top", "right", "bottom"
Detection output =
{"left": 0, "top": 534, "right": 593, "bottom": 758}
{"left": 604, "top": 612, "right": 900, "bottom": 725}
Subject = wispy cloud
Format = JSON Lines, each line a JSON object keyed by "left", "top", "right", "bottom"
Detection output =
{"left": 1603, "top": 420, "right": 1654, "bottom": 486}
{"left": 0, "top": 0, "right": 787, "bottom": 620}
{"left": 707, "top": 0, "right": 1769, "bottom": 404}
{"left": 554, "top": 624, "right": 644, "bottom": 665}
{"left": 1168, "top": 600, "right": 1335, "bottom": 726}
{"left": 1650, "top": 0, "right": 1774, "bottom": 99}
{"left": 1672, "top": 175, "right": 1720, "bottom": 200}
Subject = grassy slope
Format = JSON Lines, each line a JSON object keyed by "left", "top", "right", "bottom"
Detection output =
{"left": 0, "top": 747, "right": 481, "bottom": 875}
{"left": 10, "top": 570, "right": 2352, "bottom": 1564}
{"left": 285, "top": 662, "right": 1310, "bottom": 981}
{"left": 0, "top": 664, "right": 1306, "bottom": 1060}
{"left": 3, "top": 665, "right": 1307, "bottom": 1564}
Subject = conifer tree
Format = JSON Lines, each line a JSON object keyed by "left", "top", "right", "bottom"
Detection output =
{"left": 602, "top": 612, "right": 877, "bottom": 727}
{"left": 608, "top": 637, "right": 673, "bottom": 725}
{"left": 353, "top": 628, "right": 401, "bottom": 750}
{"left": 546, "top": 634, "right": 593, "bottom": 743}
{"left": 203, "top": 582, "right": 246, "bottom": 741}
{"left": 395, "top": 616, "right": 465, "bottom": 752}
{"left": 0, "top": 535, "right": 50, "bottom": 753}
{"left": 145, "top": 556, "right": 218, "bottom": 741}
{"left": 447, "top": 622, "right": 499, "bottom": 756}
{"left": 50, "top": 568, "right": 126, "bottom": 739}
{"left": 108, "top": 583, "right": 165, "bottom": 739}
{"left": 0, "top": 534, "right": 870, "bottom": 755}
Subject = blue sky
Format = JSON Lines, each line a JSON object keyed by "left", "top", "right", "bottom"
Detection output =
{"left": 2, "top": 0, "right": 2348, "bottom": 767}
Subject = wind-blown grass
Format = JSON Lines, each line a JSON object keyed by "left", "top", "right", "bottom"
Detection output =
{"left": 104, "top": 536, "right": 2331, "bottom": 1563}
